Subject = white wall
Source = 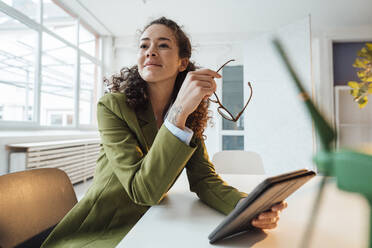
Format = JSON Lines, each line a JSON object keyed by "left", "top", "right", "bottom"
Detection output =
{"left": 244, "top": 18, "right": 314, "bottom": 174}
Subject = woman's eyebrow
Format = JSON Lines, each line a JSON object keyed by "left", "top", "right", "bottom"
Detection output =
{"left": 140, "top": 37, "right": 171, "bottom": 42}
{"left": 157, "top": 37, "right": 171, "bottom": 42}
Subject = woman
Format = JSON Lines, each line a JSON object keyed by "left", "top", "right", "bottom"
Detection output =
{"left": 41, "top": 17, "right": 286, "bottom": 248}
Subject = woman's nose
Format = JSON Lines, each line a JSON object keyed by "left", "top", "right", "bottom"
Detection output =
{"left": 146, "top": 45, "right": 157, "bottom": 57}
{"left": 146, "top": 52, "right": 156, "bottom": 57}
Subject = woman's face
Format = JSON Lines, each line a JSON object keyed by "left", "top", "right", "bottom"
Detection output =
{"left": 137, "top": 24, "right": 187, "bottom": 84}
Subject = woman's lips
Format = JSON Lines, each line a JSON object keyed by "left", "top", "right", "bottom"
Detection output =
{"left": 144, "top": 63, "right": 162, "bottom": 67}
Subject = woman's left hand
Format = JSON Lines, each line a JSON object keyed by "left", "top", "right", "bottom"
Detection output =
{"left": 251, "top": 201, "right": 287, "bottom": 230}
{"left": 236, "top": 199, "right": 288, "bottom": 230}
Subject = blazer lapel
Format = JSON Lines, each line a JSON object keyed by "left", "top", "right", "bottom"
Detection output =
{"left": 136, "top": 100, "right": 158, "bottom": 151}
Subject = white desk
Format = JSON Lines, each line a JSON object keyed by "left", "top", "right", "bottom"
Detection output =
{"left": 116, "top": 172, "right": 369, "bottom": 248}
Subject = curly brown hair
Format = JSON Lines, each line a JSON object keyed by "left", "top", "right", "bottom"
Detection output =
{"left": 104, "top": 17, "right": 212, "bottom": 140}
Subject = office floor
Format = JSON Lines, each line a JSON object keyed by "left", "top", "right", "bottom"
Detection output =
{"left": 73, "top": 178, "right": 93, "bottom": 201}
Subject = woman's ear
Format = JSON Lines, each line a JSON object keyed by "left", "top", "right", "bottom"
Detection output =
{"left": 179, "top": 58, "right": 189, "bottom": 72}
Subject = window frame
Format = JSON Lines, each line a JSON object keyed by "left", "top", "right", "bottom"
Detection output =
{"left": 0, "top": 0, "right": 103, "bottom": 131}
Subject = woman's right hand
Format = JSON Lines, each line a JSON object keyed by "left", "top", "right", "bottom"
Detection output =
{"left": 167, "top": 69, "right": 221, "bottom": 129}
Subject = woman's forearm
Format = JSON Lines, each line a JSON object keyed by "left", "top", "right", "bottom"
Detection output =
{"left": 167, "top": 104, "right": 188, "bottom": 130}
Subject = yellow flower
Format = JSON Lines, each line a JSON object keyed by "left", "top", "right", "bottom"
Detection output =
{"left": 348, "top": 81, "right": 359, "bottom": 97}
{"left": 357, "top": 96, "right": 368, "bottom": 108}
{"left": 366, "top": 43, "right": 372, "bottom": 51}
{"left": 348, "top": 81, "right": 359, "bottom": 89}
{"left": 348, "top": 43, "right": 372, "bottom": 108}
{"left": 348, "top": 81, "right": 372, "bottom": 108}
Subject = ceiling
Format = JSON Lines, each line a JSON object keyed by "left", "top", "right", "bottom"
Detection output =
{"left": 59, "top": 0, "right": 372, "bottom": 37}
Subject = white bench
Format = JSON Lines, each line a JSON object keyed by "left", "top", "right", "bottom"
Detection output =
{"left": 6, "top": 138, "right": 101, "bottom": 184}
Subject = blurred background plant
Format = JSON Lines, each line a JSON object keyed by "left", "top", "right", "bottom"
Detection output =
{"left": 348, "top": 43, "right": 372, "bottom": 108}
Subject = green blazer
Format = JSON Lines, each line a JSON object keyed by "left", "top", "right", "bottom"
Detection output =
{"left": 41, "top": 93, "right": 247, "bottom": 248}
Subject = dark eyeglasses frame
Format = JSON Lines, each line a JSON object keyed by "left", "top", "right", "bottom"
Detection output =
{"left": 208, "top": 59, "right": 253, "bottom": 122}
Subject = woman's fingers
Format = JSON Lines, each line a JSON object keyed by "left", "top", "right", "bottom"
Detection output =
{"left": 258, "top": 211, "right": 279, "bottom": 220}
{"left": 271, "top": 201, "right": 288, "bottom": 211}
{"left": 257, "top": 216, "right": 279, "bottom": 223}
{"left": 188, "top": 74, "right": 217, "bottom": 82}
{"left": 252, "top": 216, "right": 279, "bottom": 229}
{"left": 194, "top": 80, "right": 216, "bottom": 89}
{"left": 192, "top": 68, "right": 222, "bottom": 78}
{"left": 172, "top": 68, "right": 221, "bottom": 117}
{"left": 187, "top": 74, "right": 217, "bottom": 89}
{"left": 184, "top": 69, "right": 220, "bottom": 93}
{"left": 252, "top": 222, "right": 278, "bottom": 230}
{"left": 251, "top": 201, "right": 288, "bottom": 230}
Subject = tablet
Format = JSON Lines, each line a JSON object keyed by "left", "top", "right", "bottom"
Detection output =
{"left": 208, "top": 169, "right": 316, "bottom": 243}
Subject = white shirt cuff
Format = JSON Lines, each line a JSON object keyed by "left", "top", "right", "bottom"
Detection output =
{"left": 164, "top": 119, "right": 194, "bottom": 145}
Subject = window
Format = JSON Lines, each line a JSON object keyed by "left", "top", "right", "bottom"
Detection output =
{"left": 0, "top": 11, "right": 36, "bottom": 122}
{"left": 79, "top": 23, "right": 98, "bottom": 57}
{"left": 48, "top": 110, "right": 73, "bottom": 126}
{"left": 222, "top": 66, "right": 244, "bottom": 130}
{"left": 40, "top": 32, "right": 76, "bottom": 126}
{"left": 221, "top": 65, "right": 245, "bottom": 150}
{"left": 43, "top": 0, "right": 76, "bottom": 44}
{"left": 0, "top": 105, "right": 3, "bottom": 119}
{"left": 0, "top": 0, "right": 102, "bottom": 129}
{"left": 80, "top": 56, "right": 99, "bottom": 125}
{"left": 50, "top": 113, "right": 62, "bottom": 125}
{"left": 2, "top": 0, "right": 39, "bottom": 21}
{"left": 222, "top": 135, "right": 244, "bottom": 150}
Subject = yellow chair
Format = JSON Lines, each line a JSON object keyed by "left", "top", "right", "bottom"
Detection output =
{"left": 0, "top": 168, "right": 77, "bottom": 248}
{"left": 212, "top": 150, "right": 265, "bottom": 174}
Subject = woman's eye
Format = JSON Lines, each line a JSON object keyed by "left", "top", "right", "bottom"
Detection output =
{"left": 159, "top": 43, "right": 169, "bottom": 48}
{"left": 139, "top": 44, "right": 147, "bottom": 49}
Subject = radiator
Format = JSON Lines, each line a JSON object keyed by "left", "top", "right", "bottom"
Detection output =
{"left": 6, "top": 138, "right": 101, "bottom": 184}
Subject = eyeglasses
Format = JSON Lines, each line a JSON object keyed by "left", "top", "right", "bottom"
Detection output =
{"left": 208, "top": 59, "right": 253, "bottom": 122}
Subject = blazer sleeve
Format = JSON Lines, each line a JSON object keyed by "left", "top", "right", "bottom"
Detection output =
{"left": 186, "top": 138, "right": 248, "bottom": 215}
{"left": 97, "top": 94, "right": 197, "bottom": 206}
